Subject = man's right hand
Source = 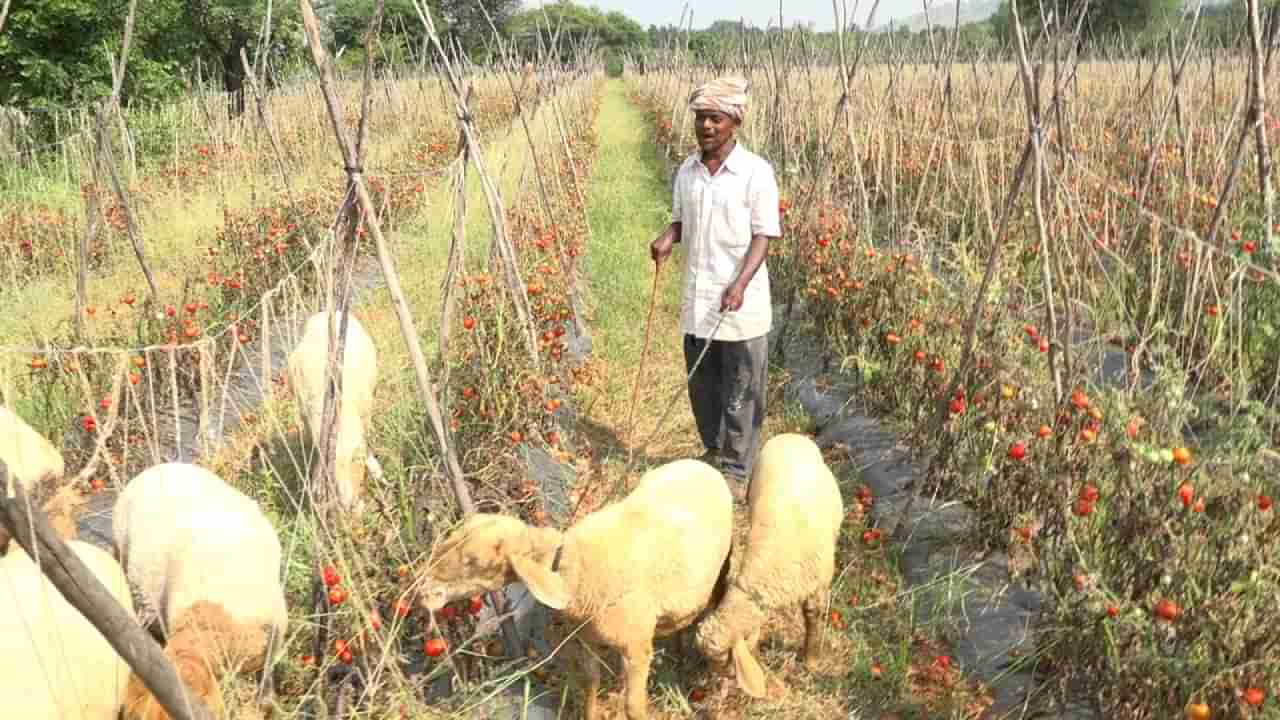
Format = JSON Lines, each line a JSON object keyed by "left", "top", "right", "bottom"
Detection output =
{"left": 650, "top": 222, "right": 680, "bottom": 266}
{"left": 650, "top": 235, "right": 674, "bottom": 265}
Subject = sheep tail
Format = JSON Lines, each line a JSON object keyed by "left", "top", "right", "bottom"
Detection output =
{"left": 40, "top": 483, "right": 87, "bottom": 543}
{"left": 123, "top": 636, "right": 224, "bottom": 720}
{"left": 0, "top": 481, "right": 82, "bottom": 553}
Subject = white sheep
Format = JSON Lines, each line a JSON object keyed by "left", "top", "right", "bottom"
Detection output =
{"left": 693, "top": 432, "right": 845, "bottom": 698}
{"left": 112, "top": 462, "right": 288, "bottom": 720}
{"left": 286, "top": 310, "right": 381, "bottom": 512}
{"left": 1, "top": 405, "right": 77, "bottom": 553}
{"left": 0, "top": 539, "right": 137, "bottom": 719}
{"left": 413, "top": 457, "right": 735, "bottom": 720}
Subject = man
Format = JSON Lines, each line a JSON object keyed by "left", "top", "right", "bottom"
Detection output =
{"left": 649, "top": 76, "right": 782, "bottom": 500}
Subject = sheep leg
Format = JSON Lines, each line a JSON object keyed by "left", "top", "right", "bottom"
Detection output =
{"left": 576, "top": 639, "right": 602, "bottom": 720}
{"left": 670, "top": 626, "right": 690, "bottom": 660}
{"left": 620, "top": 638, "right": 655, "bottom": 720}
{"left": 365, "top": 453, "right": 384, "bottom": 483}
{"left": 255, "top": 625, "right": 279, "bottom": 710}
{"left": 801, "top": 591, "right": 825, "bottom": 668}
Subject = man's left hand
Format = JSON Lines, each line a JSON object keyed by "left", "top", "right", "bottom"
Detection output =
{"left": 720, "top": 283, "right": 745, "bottom": 313}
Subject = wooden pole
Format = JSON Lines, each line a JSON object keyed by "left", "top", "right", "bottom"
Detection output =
{"left": 296, "top": 0, "right": 525, "bottom": 659}
{"left": 0, "top": 461, "right": 217, "bottom": 720}
{"left": 625, "top": 263, "right": 663, "bottom": 466}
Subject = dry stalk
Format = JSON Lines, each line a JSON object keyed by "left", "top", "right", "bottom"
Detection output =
{"left": 921, "top": 1, "right": 1091, "bottom": 489}
{"left": 239, "top": 47, "right": 306, "bottom": 232}
{"left": 74, "top": 0, "right": 148, "bottom": 333}
{"left": 1245, "top": 0, "right": 1274, "bottom": 252}
{"left": 411, "top": 0, "right": 542, "bottom": 373}
{"left": 1012, "top": 3, "right": 1063, "bottom": 405}
{"left": 92, "top": 105, "right": 160, "bottom": 305}
{"left": 439, "top": 117, "right": 471, "bottom": 381}
{"left": 298, "top": 0, "right": 528, "bottom": 665}
{"left": 478, "top": 11, "right": 590, "bottom": 341}
{"left": 76, "top": 172, "right": 100, "bottom": 342}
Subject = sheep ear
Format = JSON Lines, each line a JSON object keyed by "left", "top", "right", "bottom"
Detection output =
{"left": 732, "top": 636, "right": 768, "bottom": 699}
{"left": 509, "top": 553, "right": 571, "bottom": 610}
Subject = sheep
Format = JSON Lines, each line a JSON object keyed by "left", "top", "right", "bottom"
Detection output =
{"left": 286, "top": 310, "right": 381, "bottom": 512}
{"left": 412, "top": 457, "right": 735, "bottom": 720}
{"left": 112, "top": 462, "right": 288, "bottom": 720}
{"left": 0, "top": 539, "right": 137, "bottom": 719}
{"left": 693, "top": 432, "right": 845, "bottom": 699}
{"left": 1, "top": 405, "right": 78, "bottom": 553}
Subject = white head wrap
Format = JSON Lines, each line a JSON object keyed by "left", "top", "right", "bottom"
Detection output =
{"left": 688, "top": 76, "right": 749, "bottom": 122}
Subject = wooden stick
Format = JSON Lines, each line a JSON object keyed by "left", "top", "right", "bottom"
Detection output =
{"left": 1246, "top": 0, "right": 1274, "bottom": 255}
{"left": 0, "top": 461, "right": 217, "bottom": 720}
{"left": 625, "top": 263, "right": 663, "bottom": 466}
{"left": 295, "top": 0, "right": 524, "bottom": 660}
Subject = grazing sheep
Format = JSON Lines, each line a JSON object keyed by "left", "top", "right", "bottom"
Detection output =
{"left": 413, "top": 458, "right": 735, "bottom": 720}
{"left": 1, "top": 405, "right": 77, "bottom": 553}
{"left": 113, "top": 462, "right": 288, "bottom": 720}
{"left": 0, "top": 539, "right": 136, "bottom": 719}
{"left": 693, "top": 432, "right": 845, "bottom": 698}
{"left": 286, "top": 310, "right": 381, "bottom": 512}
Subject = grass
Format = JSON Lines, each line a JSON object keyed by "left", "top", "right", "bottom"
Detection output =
{"left": 574, "top": 79, "right": 687, "bottom": 463}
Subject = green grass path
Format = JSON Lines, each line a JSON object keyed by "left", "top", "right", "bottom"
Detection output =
{"left": 575, "top": 79, "right": 701, "bottom": 465}
{"left": 581, "top": 79, "right": 682, "bottom": 364}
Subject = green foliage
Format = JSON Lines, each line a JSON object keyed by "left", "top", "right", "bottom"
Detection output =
{"left": 508, "top": 1, "right": 647, "bottom": 54}
{"left": 332, "top": 0, "right": 426, "bottom": 69}
{"left": 0, "top": 0, "right": 182, "bottom": 109}
{"left": 332, "top": 0, "right": 425, "bottom": 49}
{"left": 0, "top": 0, "right": 301, "bottom": 111}
{"left": 434, "top": 0, "right": 521, "bottom": 62}
{"left": 991, "top": 0, "right": 1184, "bottom": 43}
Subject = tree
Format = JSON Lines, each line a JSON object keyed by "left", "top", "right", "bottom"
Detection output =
{"left": 435, "top": 0, "right": 521, "bottom": 61}
{"left": 991, "top": 0, "right": 1181, "bottom": 42}
{"left": 0, "top": 0, "right": 183, "bottom": 110}
{"left": 332, "top": 0, "right": 431, "bottom": 67}
{"left": 507, "top": 1, "right": 647, "bottom": 56}
{"left": 162, "top": 0, "right": 303, "bottom": 113}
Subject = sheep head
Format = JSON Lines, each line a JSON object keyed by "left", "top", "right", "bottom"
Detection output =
{"left": 414, "top": 513, "right": 569, "bottom": 612}
{"left": 694, "top": 603, "right": 769, "bottom": 699}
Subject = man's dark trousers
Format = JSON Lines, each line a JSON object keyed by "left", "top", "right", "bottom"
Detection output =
{"left": 683, "top": 332, "right": 769, "bottom": 481}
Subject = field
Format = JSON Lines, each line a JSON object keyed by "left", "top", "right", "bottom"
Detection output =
{"left": 0, "top": 13, "right": 1278, "bottom": 720}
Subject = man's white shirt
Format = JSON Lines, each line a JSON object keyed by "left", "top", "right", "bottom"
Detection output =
{"left": 671, "top": 142, "right": 782, "bottom": 342}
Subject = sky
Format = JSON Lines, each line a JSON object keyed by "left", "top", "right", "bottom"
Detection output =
{"left": 522, "top": 0, "right": 927, "bottom": 32}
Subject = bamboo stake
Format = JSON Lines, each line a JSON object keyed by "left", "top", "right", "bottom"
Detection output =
{"left": 626, "top": 265, "right": 663, "bottom": 465}
{"left": 295, "top": 0, "right": 523, "bottom": 663}
{"left": 1245, "top": 0, "right": 1273, "bottom": 254}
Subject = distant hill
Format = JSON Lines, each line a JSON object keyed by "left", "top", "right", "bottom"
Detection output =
{"left": 870, "top": 0, "right": 1003, "bottom": 33}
